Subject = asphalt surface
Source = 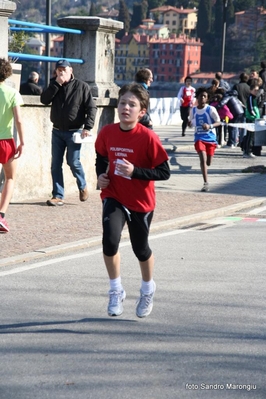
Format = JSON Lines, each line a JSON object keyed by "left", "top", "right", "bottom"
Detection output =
{"left": 1, "top": 125, "right": 266, "bottom": 266}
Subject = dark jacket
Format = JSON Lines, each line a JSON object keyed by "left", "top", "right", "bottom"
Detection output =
{"left": 232, "top": 81, "right": 250, "bottom": 107}
{"left": 20, "top": 79, "right": 42, "bottom": 95}
{"left": 246, "top": 94, "right": 260, "bottom": 122}
{"left": 217, "top": 90, "right": 244, "bottom": 118}
{"left": 40, "top": 76, "right": 97, "bottom": 131}
{"left": 259, "top": 68, "right": 266, "bottom": 91}
{"left": 219, "top": 79, "right": 230, "bottom": 92}
{"left": 256, "top": 88, "right": 265, "bottom": 117}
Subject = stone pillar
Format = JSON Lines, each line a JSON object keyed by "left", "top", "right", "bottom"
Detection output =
{"left": 57, "top": 17, "right": 123, "bottom": 98}
{"left": 0, "top": 1, "right": 16, "bottom": 58}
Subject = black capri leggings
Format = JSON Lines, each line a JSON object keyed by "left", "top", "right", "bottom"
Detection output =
{"left": 102, "top": 198, "right": 153, "bottom": 262}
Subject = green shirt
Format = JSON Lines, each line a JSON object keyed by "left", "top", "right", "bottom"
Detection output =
{"left": 0, "top": 82, "right": 23, "bottom": 139}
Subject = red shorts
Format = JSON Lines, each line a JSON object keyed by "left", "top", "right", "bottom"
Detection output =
{"left": 194, "top": 140, "right": 217, "bottom": 156}
{"left": 0, "top": 139, "right": 16, "bottom": 164}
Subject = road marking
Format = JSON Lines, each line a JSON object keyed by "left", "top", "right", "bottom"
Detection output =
{"left": 248, "top": 206, "right": 266, "bottom": 215}
{"left": 225, "top": 216, "right": 266, "bottom": 222}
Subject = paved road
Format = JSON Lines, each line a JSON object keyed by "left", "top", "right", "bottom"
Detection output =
{"left": 0, "top": 209, "right": 265, "bottom": 398}
{"left": 0, "top": 125, "right": 265, "bottom": 264}
{"left": 1, "top": 125, "right": 265, "bottom": 398}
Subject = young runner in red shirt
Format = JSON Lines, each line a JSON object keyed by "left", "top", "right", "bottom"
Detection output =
{"left": 95, "top": 83, "right": 170, "bottom": 318}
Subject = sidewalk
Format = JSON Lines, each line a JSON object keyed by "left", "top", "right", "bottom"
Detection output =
{"left": 1, "top": 125, "right": 266, "bottom": 265}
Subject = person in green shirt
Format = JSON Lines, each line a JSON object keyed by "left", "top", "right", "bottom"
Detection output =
{"left": 0, "top": 58, "right": 25, "bottom": 232}
{"left": 243, "top": 82, "right": 260, "bottom": 158}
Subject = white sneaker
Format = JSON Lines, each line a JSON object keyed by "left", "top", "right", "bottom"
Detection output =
{"left": 136, "top": 282, "right": 156, "bottom": 318}
{"left": 243, "top": 153, "right": 256, "bottom": 158}
{"left": 201, "top": 183, "right": 209, "bottom": 192}
{"left": 107, "top": 290, "right": 126, "bottom": 317}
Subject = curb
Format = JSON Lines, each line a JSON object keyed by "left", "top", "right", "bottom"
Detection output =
{"left": 0, "top": 197, "right": 264, "bottom": 268}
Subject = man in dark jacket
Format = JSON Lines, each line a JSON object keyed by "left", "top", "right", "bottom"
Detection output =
{"left": 259, "top": 60, "right": 266, "bottom": 91}
{"left": 259, "top": 61, "right": 266, "bottom": 115}
{"left": 232, "top": 73, "right": 250, "bottom": 106}
{"left": 20, "top": 71, "right": 42, "bottom": 95}
{"left": 41, "top": 59, "right": 97, "bottom": 206}
{"left": 217, "top": 90, "right": 245, "bottom": 147}
{"left": 232, "top": 72, "right": 250, "bottom": 146}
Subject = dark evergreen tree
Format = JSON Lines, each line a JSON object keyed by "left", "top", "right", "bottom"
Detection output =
{"left": 131, "top": 0, "right": 148, "bottom": 30}
{"left": 196, "top": 0, "right": 211, "bottom": 40}
{"left": 89, "top": 3, "right": 97, "bottom": 16}
{"left": 131, "top": 3, "right": 143, "bottom": 29}
{"left": 254, "top": 23, "right": 266, "bottom": 63}
{"left": 142, "top": 0, "right": 149, "bottom": 21}
{"left": 212, "top": 0, "right": 234, "bottom": 43}
{"left": 117, "top": 0, "right": 131, "bottom": 39}
{"left": 227, "top": 0, "right": 235, "bottom": 24}
{"left": 213, "top": 0, "right": 223, "bottom": 40}
{"left": 130, "top": 0, "right": 149, "bottom": 29}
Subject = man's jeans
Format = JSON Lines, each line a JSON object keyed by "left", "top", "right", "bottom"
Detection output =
{"left": 238, "top": 114, "right": 246, "bottom": 145}
{"left": 227, "top": 114, "right": 244, "bottom": 146}
{"left": 51, "top": 128, "right": 87, "bottom": 199}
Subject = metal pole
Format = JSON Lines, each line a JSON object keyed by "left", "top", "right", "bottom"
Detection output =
{"left": 45, "top": 0, "right": 51, "bottom": 88}
{"left": 220, "top": 0, "right": 228, "bottom": 73}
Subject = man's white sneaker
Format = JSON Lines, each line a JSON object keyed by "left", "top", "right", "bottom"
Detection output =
{"left": 108, "top": 290, "right": 126, "bottom": 317}
{"left": 243, "top": 153, "right": 256, "bottom": 158}
{"left": 136, "top": 282, "right": 156, "bottom": 318}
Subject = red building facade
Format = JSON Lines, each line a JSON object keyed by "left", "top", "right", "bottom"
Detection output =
{"left": 149, "top": 34, "right": 202, "bottom": 82}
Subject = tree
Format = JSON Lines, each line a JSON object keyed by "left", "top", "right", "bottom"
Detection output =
{"left": 196, "top": 0, "right": 211, "bottom": 41}
{"left": 89, "top": 3, "right": 96, "bottom": 16}
{"left": 213, "top": 0, "right": 223, "bottom": 40}
{"left": 142, "top": 0, "right": 149, "bottom": 21}
{"left": 117, "top": 0, "right": 131, "bottom": 38}
{"left": 255, "top": 28, "right": 266, "bottom": 63}
{"left": 8, "top": 31, "right": 28, "bottom": 54}
{"left": 130, "top": 0, "right": 148, "bottom": 30}
{"left": 131, "top": 4, "right": 143, "bottom": 29}
{"left": 227, "top": 0, "right": 235, "bottom": 25}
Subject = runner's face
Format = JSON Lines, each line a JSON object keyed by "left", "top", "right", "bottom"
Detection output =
{"left": 197, "top": 92, "right": 208, "bottom": 107}
{"left": 118, "top": 92, "right": 146, "bottom": 129}
{"left": 185, "top": 79, "right": 192, "bottom": 86}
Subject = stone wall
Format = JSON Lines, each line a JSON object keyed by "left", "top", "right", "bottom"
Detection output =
{"left": 0, "top": 9, "right": 123, "bottom": 201}
{"left": 10, "top": 96, "right": 119, "bottom": 201}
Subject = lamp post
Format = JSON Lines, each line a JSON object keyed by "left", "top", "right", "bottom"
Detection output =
{"left": 220, "top": 0, "right": 228, "bottom": 73}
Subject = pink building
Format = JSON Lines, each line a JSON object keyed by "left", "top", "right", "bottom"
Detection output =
{"left": 149, "top": 34, "right": 202, "bottom": 82}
